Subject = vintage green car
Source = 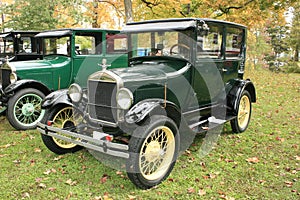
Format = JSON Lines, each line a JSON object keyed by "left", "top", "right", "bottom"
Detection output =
{"left": 0, "top": 30, "right": 42, "bottom": 65}
{"left": 38, "top": 18, "right": 256, "bottom": 189}
{"left": 0, "top": 28, "right": 127, "bottom": 129}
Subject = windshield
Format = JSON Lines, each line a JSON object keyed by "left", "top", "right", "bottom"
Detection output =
{"left": 43, "top": 36, "right": 70, "bottom": 56}
{"left": 129, "top": 30, "right": 193, "bottom": 62}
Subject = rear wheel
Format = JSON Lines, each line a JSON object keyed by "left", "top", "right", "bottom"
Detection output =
{"left": 7, "top": 88, "right": 45, "bottom": 130}
{"left": 126, "top": 115, "right": 179, "bottom": 189}
{"left": 41, "top": 105, "right": 83, "bottom": 154}
{"left": 231, "top": 90, "right": 252, "bottom": 133}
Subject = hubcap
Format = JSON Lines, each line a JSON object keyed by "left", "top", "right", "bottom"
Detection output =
{"left": 14, "top": 93, "right": 45, "bottom": 127}
{"left": 140, "top": 126, "right": 175, "bottom": 180}
{"left": 22, "top": 103, "right": 35, "bottom": 116}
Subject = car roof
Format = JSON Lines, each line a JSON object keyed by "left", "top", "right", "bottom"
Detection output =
{"left": 35, "top": 28, "right": 120, "bottom": 38}
{"left": 0, "top": 30, "right": 40, "bottom": 38}
{"left": 123, "top": 18, "right": 246, "bottom": 32}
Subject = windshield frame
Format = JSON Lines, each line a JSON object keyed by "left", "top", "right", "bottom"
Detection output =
{"left": 42, "top": 35, "right": 72, "bottom": 57}
{"left": 128, "top": 28, "right": 196, "bottom": 63}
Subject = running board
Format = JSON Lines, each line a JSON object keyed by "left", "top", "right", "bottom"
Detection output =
{"left": 189, "top": 115, "right": 236, "bottom": 132}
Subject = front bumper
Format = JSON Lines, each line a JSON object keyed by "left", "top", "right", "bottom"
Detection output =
{"left": 37, "top": 122, "right": 129, "bottom": 159}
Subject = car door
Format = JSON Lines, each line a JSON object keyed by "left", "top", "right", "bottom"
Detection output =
{"left": 192, "top": 23, "right": 225, "bottom": 107}
{"left": 104, "top": 33, "right": 128, "bottom": 70}
{"left": 222, "top": 27, "right": 245, "bottom": 83}
{"left": 72, "top": 31, "right": 104, "bottom": 87}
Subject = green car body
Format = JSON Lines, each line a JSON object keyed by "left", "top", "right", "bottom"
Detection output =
{"left": 38, "top": 18, "right": 256, "bottom": 189}
{"left": 0, "top": 28, "right": 127, "bottom": 129}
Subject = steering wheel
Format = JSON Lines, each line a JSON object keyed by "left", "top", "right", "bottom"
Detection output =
{"left": 170, "top": 43, "right": 190, "bottom": 55}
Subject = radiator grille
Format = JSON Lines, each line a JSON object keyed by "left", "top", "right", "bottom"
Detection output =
{"left": 0, "top": 69, "right": 11, "bottom": 89}
{"left": 88, "top": 80, "right": 118, "bottom": 123}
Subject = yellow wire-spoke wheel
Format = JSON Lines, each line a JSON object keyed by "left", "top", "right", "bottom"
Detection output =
{"left": 139, "top": 126, "right": 175, "bottom": 180}
{"left": 127, "top": 115, "right": 179, "bottom": 189}
{"left": 237, "top": 94, "right": 251, "bottom": 130}
{"left": 52, "top": 107, "right": 82, "bottom": 149}
{"left": 231, "top": 90, "right": 252, "bottom": 133}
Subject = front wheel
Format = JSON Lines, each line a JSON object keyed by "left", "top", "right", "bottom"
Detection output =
{"left": 126, "top": 115, "right": 179, "bottom": 189}
{"left": 7, "top": 88, "right": 45, "bottom": 130}
{"left": 41, "top": 105, "right": 83, "bottom": 154}
{"left": 231, "top": 90, "right": 252, "bottom": 133}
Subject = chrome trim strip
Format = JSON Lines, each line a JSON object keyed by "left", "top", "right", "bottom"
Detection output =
{"left": 166, "top": 63, "right": 191, "bottom": 78}
{"left": 37, "top": 122, "right": 129, "bottom": 158}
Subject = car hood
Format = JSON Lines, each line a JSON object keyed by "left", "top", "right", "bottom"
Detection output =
{"left": 110, "top": 60, "right": 190, "bottom": 84}
{"left": 111, "top": 64, "right": 168, "bottom": 83}
{"left": 5, "top": 56, "right": 71, "bottom": 72}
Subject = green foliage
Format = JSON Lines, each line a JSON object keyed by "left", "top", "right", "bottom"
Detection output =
{"left": 2, "top": 0, "right": 85, "bottom": 30}
{"left": 285, "top": 62, "right": 300, "bottom": 73}
{"left": 0, "top": 68, "right": 299, "bottom": 199}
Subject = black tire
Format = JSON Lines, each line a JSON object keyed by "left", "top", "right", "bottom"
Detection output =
{"left": 126, "top": 115, "right": 179, "bottom": 189}
{"left": 7, "top": 88, "right": 45, "bottom": 130}
{"left": 41, "top": 105, "right": 83, "bottom": 155}
{"left": 231, "top": 90, "right": 252, "bottom": 133}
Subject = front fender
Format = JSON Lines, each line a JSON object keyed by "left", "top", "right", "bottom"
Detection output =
{"left": 125, "top": 98, "right": 195, "bottom": 153}
{"left": 4, "top": 79, "right": 51, "bottom": 97}
{"left": 125, "top": 99, "right": 165, "bottom": 124}
{"left": 41, "top": 89, "right": 71, "bottom": 109}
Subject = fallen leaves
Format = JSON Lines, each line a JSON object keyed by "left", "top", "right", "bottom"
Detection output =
{"left": 198, "top": 189, "right": 206, "bottom": 196}
{"left": 34, "top": 148, "right": 42, "bottom": 153}
{"left": 284, "top": 181, "right": 293, "bottom": 188}
{"left": 0, "top": 142, "right": 17, "bottom": 150}
{"left": 275, "top": 136, "right": 285, "bottom": 142}
{"left": 246, "top": 157, "right": 260, "bottom": 163}
{"left": 187, "top": 187, "right": 195, "bottom": 194}
{"left": 65, "top": 179, "right": 77, "bottom": 186}
{"left": 43, "top": 168, "right": 57, "bottom": 175}
{"left": 100, "top": 174, "right": 109, "bottom": 184}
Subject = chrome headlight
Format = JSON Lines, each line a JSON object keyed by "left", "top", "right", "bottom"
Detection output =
{"left": 68, "top": 83, "right": 82, "bottom": 103}
{"left": 10, "top": 72, "right": 17, "bottom": 84}
{"left": 117, "top": 88, "right": 133, "bottom": 110}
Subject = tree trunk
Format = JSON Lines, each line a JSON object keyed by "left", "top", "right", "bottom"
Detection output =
{"left": 92, "top": 0, "right": 99, "bottom": 28}
{"left": 294, "top": 45, "right": 299, "bottom": 62}
{"left": 124, "top": 0, "right": 133, "bottom": 23}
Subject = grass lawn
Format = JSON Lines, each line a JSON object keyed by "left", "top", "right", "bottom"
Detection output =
{"left": 0, "top": 68, "right": 299, "bottom": 200}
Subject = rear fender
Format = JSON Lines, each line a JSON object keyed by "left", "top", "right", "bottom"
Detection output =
{"left": 226, "top": 79, "right": 256, "bottom": 115}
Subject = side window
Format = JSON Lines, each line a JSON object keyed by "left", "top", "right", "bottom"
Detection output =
{"left": 19, "top": 37, "right": 33, "bottom": 53}
{"left": 106, "top": 33, "right": 127, "bottom": 54}
{"left": 197, "top": 25, "right": 222, "bottom": 59}
{"left": 75, "top": 33, "right": 102, "bottom": 55}
{"left": 226, "top": 28, "right": 243, "bottom": 58}
{"left": 44, "top": 37, "right": 70, "bottom": 56}
{"left": 0, "top": 37, "right": 14, "bottom": 54}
